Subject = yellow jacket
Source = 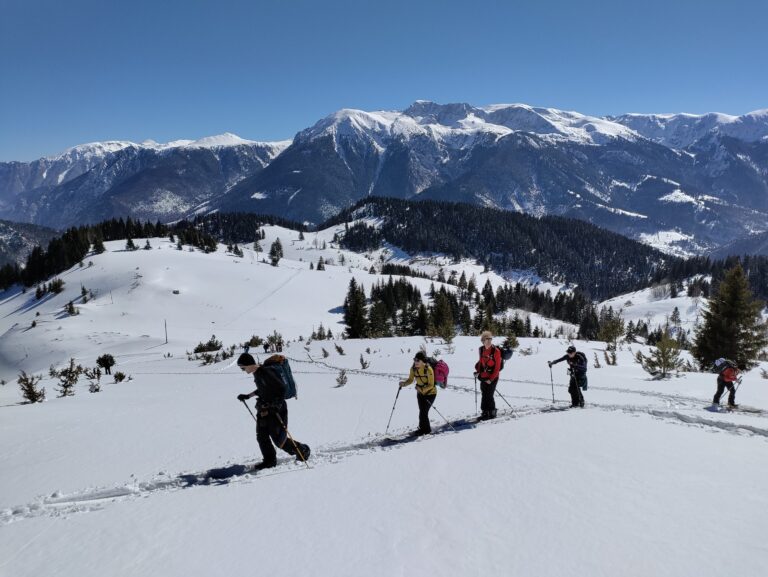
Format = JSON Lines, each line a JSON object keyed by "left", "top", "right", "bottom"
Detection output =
{"left": 402, "top": 365, "right": 436, "bottom": 396}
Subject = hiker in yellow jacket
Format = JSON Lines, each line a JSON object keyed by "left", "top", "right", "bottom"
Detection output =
{"left": 399, "top": 351, "right": 437, "bottom": 435}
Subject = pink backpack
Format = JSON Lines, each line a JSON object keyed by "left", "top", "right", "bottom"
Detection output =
{"left": 427, "top": 358, "right": 450, "bottom": 388}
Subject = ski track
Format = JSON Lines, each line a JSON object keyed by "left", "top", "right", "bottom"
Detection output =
{"left": 3, "top": 399, "right": 767, "bottom": 527}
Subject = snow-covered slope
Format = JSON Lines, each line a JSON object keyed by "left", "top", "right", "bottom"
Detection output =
{"left": 1, "top": 235, "right": 767, "bottom": 577}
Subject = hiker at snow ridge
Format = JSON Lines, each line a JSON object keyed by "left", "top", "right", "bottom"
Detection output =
{"left": 712, "top": 358, "right": 740, "bottom": 408}
{"left": 475, "top": 330, "right": 501, "bottom": 420}
{"left": 548, "top": 345, "right": 587, "bottom": 408}
{"left": 236, "top": 353, "right": 310, "bottom": 470}
{"left": 399, "top": 351, "right": 437, "bottom": 436}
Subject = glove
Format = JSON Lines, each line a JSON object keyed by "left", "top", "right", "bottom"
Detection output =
{"left": 473, "top": 372, "right": 479, "bottom": 378}
{"left": 237, "top": 394, "right": 249, "bottom": 402}
{"left": 547, "top": 361, "right": 552, "bottom": 368}
{"left": 399, "top": 381, "right": 407, "bottom": 388}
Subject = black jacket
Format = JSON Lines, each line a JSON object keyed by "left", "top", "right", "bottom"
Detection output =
{"left": 551, "top": 352, "right": 588, "bottom": 376}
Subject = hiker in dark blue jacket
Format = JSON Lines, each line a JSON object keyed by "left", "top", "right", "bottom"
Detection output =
{"left": 548, "top": 345, "right": 587, "bottom": 407}
{"left": 237, "top": 353, "right": 310, "bottom": 470}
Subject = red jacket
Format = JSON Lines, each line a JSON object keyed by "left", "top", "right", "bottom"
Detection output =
{"left": 721, "top": 366, "right": 739, "bottom": 383}
{"left": 476, "top": 346, "right": 502, "bottom": 382}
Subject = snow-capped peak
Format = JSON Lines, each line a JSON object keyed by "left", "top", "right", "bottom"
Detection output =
{"left": 609, "top": 109, "right": 768, "bottom": 148}
{"left": 47, "top": 133, "right": 285, "bottom": 162}
{"left": 298, "top": 101, "right": 638, "bottom": 148}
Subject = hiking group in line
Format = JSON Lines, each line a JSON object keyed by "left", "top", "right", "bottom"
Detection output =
{"left": 236, "top": 333, "right": 740, "bottom": 470}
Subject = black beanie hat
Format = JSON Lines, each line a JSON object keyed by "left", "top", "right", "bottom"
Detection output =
{"left": 413, "top": 351, "right": 427, "bottom": 363}
{"left": 566, "top": 345, "right": 576, "bottom": 353}
{"left": 237, "top": 353, "right": 256, "bottom": 366}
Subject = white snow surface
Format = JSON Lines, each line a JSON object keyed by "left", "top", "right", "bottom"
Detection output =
{"left": 1, "top": 234, "right": 767, "bottom": 577}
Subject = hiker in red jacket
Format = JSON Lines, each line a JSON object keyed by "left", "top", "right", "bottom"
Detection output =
{"left": 475, "top": 331, "right": 501, "bottom": 420}
{"left": 713, "top": 358, "right": 740, "bottom": 408}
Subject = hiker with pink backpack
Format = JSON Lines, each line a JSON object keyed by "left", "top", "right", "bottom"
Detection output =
{"left": 398, "top": 351, "right": 449, "bottom": 436}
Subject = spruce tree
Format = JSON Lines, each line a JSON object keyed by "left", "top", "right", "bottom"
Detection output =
{"left": 640, "top": 327, "right": 683, "bottom": 378}
{"left": 18, "top": 371, "right": 46, "bottom": 403}
{"left": 692, "top": 264, "right": 768, "bottom": 369}
{"left": 269, "top": 238, "right": 283, "bottom": 266}
{"left": 92, "top": 235, "right": 106, "bottom": 254}
{"left": 343, "top": 279, "right": 367, "bottom": 338}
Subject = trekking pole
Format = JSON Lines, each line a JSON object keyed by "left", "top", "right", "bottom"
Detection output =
{"left": 241, "top": 399, "right": 258, "bottom": 422}
{"left": 384, "top": 385, "right": 402, "bottom": 436}
{"left": 495, "top": 388, "right": 513, "bottom": 409}
{"left": 473, "top": 374, "right": 478, "bottom": 416}
{"left": 549, "top": 366, "right": 556, "bottom": 404}
{"left": 274, "top": 412, "right": 311, "bottom": 470}
{"left": 732, "top": 376, "right": 743, "bottom": 403}
{"left": 428, "top": 398, "right": 456, "bottom": 433}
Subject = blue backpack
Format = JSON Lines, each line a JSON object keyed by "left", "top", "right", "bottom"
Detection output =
{"left": 262, "top": 355, "right": 298, "bottom": 399}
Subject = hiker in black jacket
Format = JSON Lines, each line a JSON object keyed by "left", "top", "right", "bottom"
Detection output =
{"left": 548, "top": 345, "right": 587, "bottom": 407}
{"left": 236, "top": 353, "right": 310, "bottom": 470}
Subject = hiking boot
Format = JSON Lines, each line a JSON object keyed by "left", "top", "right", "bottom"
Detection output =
{"left": 727, "top": 403, "right": 739, "bottom": 409}
{"left": 296, "top": 444, "right": 311, "bottom": 461}
{"left": 252, "top": 460, "right": 277, "bottom": 471}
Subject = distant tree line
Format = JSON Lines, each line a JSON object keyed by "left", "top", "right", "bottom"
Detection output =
{"left": 327, "top": 197, "right": 768, "bottom": 302}
{"left": 182, "top": 212, "right": 307, "bottom": 244}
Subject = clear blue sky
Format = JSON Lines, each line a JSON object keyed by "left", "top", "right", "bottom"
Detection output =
{"left": 1, "top": 0, "right": 766, "bottom": 161}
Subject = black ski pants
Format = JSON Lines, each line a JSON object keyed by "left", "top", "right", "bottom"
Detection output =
{"left": 256, "top": 402, "right": 307, "bottom": 463}
{"left": 569, "top": 374, "right": 585, "bottom": 407}
{"left": 417, "top": 392, "right": 436, "bottom": 433}
{"left": 713, "top": 377, "right": 736, "bottom": 406}
{"left": 480, "top": 378, "right": 498, "bottom": 415}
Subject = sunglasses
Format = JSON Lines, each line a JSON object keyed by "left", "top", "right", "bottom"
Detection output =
{"left": 482, "top": 338, "right": 492, "bottom": 341}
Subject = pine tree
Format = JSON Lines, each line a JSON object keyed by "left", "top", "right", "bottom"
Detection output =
{"left": 640, "top": 327, "right": 683, "bottom": 378}
{"left": 692, "top": 264, "right": 768, "bottom": 369}
{"left": 96, "top": 354, "right": 116, "bottom": 375}
{"left": 54, "top": 358, "right": 82, "bottom": 397}
{"left": 269, "top": 238, "right": 283, "bottom": 266}
{"left": 368, "top": 301, "right": 391, "bottom": 338}
{"left": 670, "top": 306, "right": 681, "bottom": 327}
{"left": 343, "top": 279, "right": 367, "bottom": 338}
{"left": 317, "top": 257, "right": 325, "bottom": 271}
{"left": 92, "top": 235, "right": 106, "bottom": 254}
{"left": 18, "top": 371, "right": 46, "bottom": 403}
{"left": 126, "top": 238, "right": 136, "bottom": 251}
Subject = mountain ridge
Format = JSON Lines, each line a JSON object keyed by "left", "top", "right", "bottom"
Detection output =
{"left": 2, "top": 101, "right": 767, "bottom": 255}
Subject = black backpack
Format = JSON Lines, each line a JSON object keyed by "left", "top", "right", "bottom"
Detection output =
{"left": 712, "top": 358, "right": 737, "bottom": 374}
{"left": 572, "top": 351, "right": 588, "bottom": 374}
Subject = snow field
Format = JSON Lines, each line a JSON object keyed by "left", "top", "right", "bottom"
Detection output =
{"left": 1, "top": 232, "right": 767, "bottom": 576}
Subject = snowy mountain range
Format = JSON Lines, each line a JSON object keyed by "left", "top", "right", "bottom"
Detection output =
{"left": 0, "top": 135, "right": 289, "bottom": 229}
{"left": 2, "top": 102, "right": 768, "bottom": 255}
